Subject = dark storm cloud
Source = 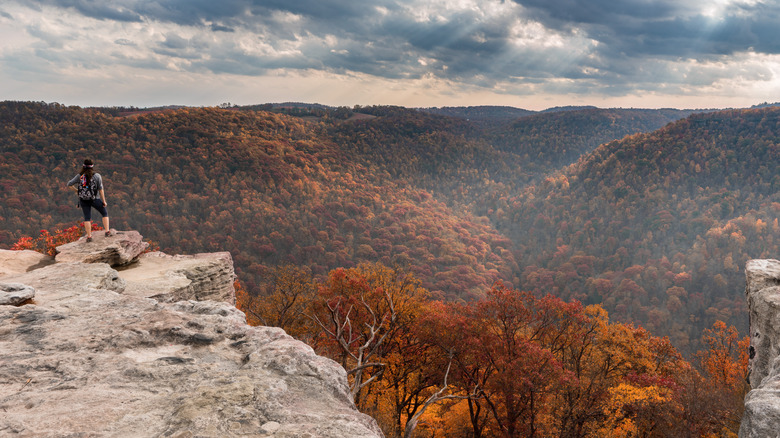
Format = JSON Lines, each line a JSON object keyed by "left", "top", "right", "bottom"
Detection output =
{"left": 160, "top": 33, "right": 189, "bottom": 50}
{"left": 390, "top": 11, "right": 511, "bottom": 54}
{"left": 27, "top": 0, "right": 143, "bottom": 22}
{"left": 6, "top": 0, "right": 593, "bottom": 87}
{"left": 247, "top": 0, "right": 383, "bottom": 22}
{"left": 12, "top": 0, "right": 780, "bottom": 96}
{"left": 210, "top": 23, "right": 235, "bottom": 32}
{"left": 152, "top": 33, "right": 212, "bottom": 61}
{"left": 515, "top": 0, "right": 780, "bottom": 57}
{"left": 24, "top": 0, "right": 386, "bottom": 31}
{"left": 282, "top": 7, "right": 524, "bottom": 81}
{"left": 513, "top": 0, "right": 681, "bottom": 29}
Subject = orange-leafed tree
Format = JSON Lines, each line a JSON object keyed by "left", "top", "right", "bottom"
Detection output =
{"left": 694, "top": 320, "right": 750, "bottom": 434}
{"left": 358, "top": 310, "right": 453, "bottom": 438}
{"left": 548, "top": 304, "right": 617, "bottom": 437}
{"left": 596, "top": 382, "right": 674, "bottom": 437}
{"left": 699, "top": 321, "right": 749, "bottom": 391}
{"left": 240, "top": 264, "right": 317, "bottom": 341}
{"left": 585, "top": 326, "right": 684, "bottom": 437}
{"left": 311, "top": 263, "right": 430, "bottom": 407}
{"left": 234, "top": 280, "right": 261, "bottom": 326}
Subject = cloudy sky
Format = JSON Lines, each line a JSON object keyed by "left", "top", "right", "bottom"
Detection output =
{"left": 1, "top": 0, "right": 778, "bottom": 110}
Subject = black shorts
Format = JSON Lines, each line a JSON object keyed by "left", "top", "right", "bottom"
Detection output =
{"left": 79, "top": 198, "right": 108, "bottom": 221}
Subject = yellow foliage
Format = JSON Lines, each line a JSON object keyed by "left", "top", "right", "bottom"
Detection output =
{"left": 598, "top": 383, "right": 671, "bottom": 437}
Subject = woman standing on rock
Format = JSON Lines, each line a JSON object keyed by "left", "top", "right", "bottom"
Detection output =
{"left": 67, "top": 159, "right": 111, "bottom": 242}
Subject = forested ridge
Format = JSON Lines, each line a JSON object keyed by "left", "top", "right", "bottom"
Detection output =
{"left": 2, "top": 101, "right": 773, "bottom": 341}
{"left": 331, "top": 107, "right": 696, "bottom": 215}
{"left": 3, "top": 100, "right": 773, "bottom": 436}
{"left": 505, "top": 108, "right": 780, "bottom": 350}
{"left": 0, "top": 102, "right": 516, "bottom": 299}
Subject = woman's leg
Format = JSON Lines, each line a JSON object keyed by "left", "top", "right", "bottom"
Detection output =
{"left": 80, "top": 200, "right": 93, "bottom": 238}
{"left": 92, "top": 199, "right": 110, "bottom": 236}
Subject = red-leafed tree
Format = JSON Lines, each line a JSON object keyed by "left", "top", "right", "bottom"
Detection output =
{"left": 459, "top": 283, "right": 583, "bottom": 437}
{"left": 11, "top": 224, "right": 99, "bottom": 256}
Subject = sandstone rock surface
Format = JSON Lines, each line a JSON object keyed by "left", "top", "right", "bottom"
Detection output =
{"left": 119, "top": 251, "right": 236, "bottom": 305}
{"left": 739, "top": 259, "right": 780, "bottom": 438}
{"left": 0, "top": 234, "right": 382, "bottom": 437}
{"left": 54, "top": 230, "right": 149, "bottom": 266}
{"left": 0, "top": 249, "right": 51, "bottom": 278}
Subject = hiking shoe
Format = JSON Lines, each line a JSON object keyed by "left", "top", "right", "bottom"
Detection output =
{"left": 105, "top": 230, "right": 112, "bottom": 237}
{"left": 86, "top": 236, "right": 93, "bottom": 242}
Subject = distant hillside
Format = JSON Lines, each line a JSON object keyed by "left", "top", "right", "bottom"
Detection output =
{"left": 0, "top": 102, "right": 515, "bottom": 299}
{"left": 2, "top": 100, "right": 774, "bottom": 355}
{"left": 501, "top": 107, "right": 780, "bottom": 349}
{"left": 540, "top": 105, "right": 599, "bottom": 113}
{"left": 487, "top": 107, "right": 696, "bottom": 177}
{"left": 0, "top": 102, "right": 698, "bottom": 300}
{"left": 419, "top": 105, "right": 535, "bottom": 122}
{"left": 751, "top": 102, "right": 780, "bottom": 109}
{"left": 331, "top": 106, "right": 695, "bottom": 218}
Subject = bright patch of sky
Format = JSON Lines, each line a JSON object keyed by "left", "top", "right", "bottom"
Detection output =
{"left": 0, "top": 0, "right": 778, "bottom": 109}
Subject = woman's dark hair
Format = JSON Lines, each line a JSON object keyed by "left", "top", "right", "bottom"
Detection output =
{"left": 79, "top": 159, "right": 94, "bottom": 184}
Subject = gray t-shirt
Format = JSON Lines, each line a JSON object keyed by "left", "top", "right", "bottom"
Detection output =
{"left": 67, "top": 173, "right": 103, "bottom": 199}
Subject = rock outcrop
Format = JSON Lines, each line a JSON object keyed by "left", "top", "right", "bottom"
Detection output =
{"left": 0, "top": 249, "right": 51, "bottom": 277}
{"left": 119, "top": 251, "right": 236, "bottom": 304}
{"left": 0, "top": 231, "right": 383, "bottom": 437}
{"left": 54, "top": 230, "right": 149, "bottom": 266}
{"left": 739, "top": 259, "right": 780, "bottom": 438}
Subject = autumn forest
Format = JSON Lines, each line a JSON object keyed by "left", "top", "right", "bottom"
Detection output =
{"left": 3, "top": 100, "right": 778, "bottom": 436}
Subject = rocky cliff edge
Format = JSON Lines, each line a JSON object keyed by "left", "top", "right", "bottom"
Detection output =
{"left": 0, "top": 231, "right": 383, "bottom": 437}
{"left": 740, "top": 259, "right": 780, "bottom": 437}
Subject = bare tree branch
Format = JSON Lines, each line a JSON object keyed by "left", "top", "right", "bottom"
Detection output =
{"left": 403, "top": 352, "right": 478, "bottom": 438}
{"left": 313, "top": 289, "right": 399, "bottom": 400}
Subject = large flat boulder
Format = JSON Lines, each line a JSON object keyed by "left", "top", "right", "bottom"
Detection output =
{"left": 0, "top": 249, "right": 51, "bottom": 278}
{"left": 740, "top": 259, "right": 780, "bottom": 437}
{"left": 0, "top": 262, "right": 382, "bottom": 437}
{"left": 54, "top": 230, "right": 149, "bottom": 267}
{"left": 118, "top": 251, "right": 236, "bottom": 305}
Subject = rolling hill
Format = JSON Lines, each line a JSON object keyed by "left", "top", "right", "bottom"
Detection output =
{"left": 1, "top": 100, "right": 775, "bottom": 353}
{"left": 0, "top": 102, "right": 516, "bottom": 299}
{"left": 501, "top": 107, "right": 780, "bottom": 348}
